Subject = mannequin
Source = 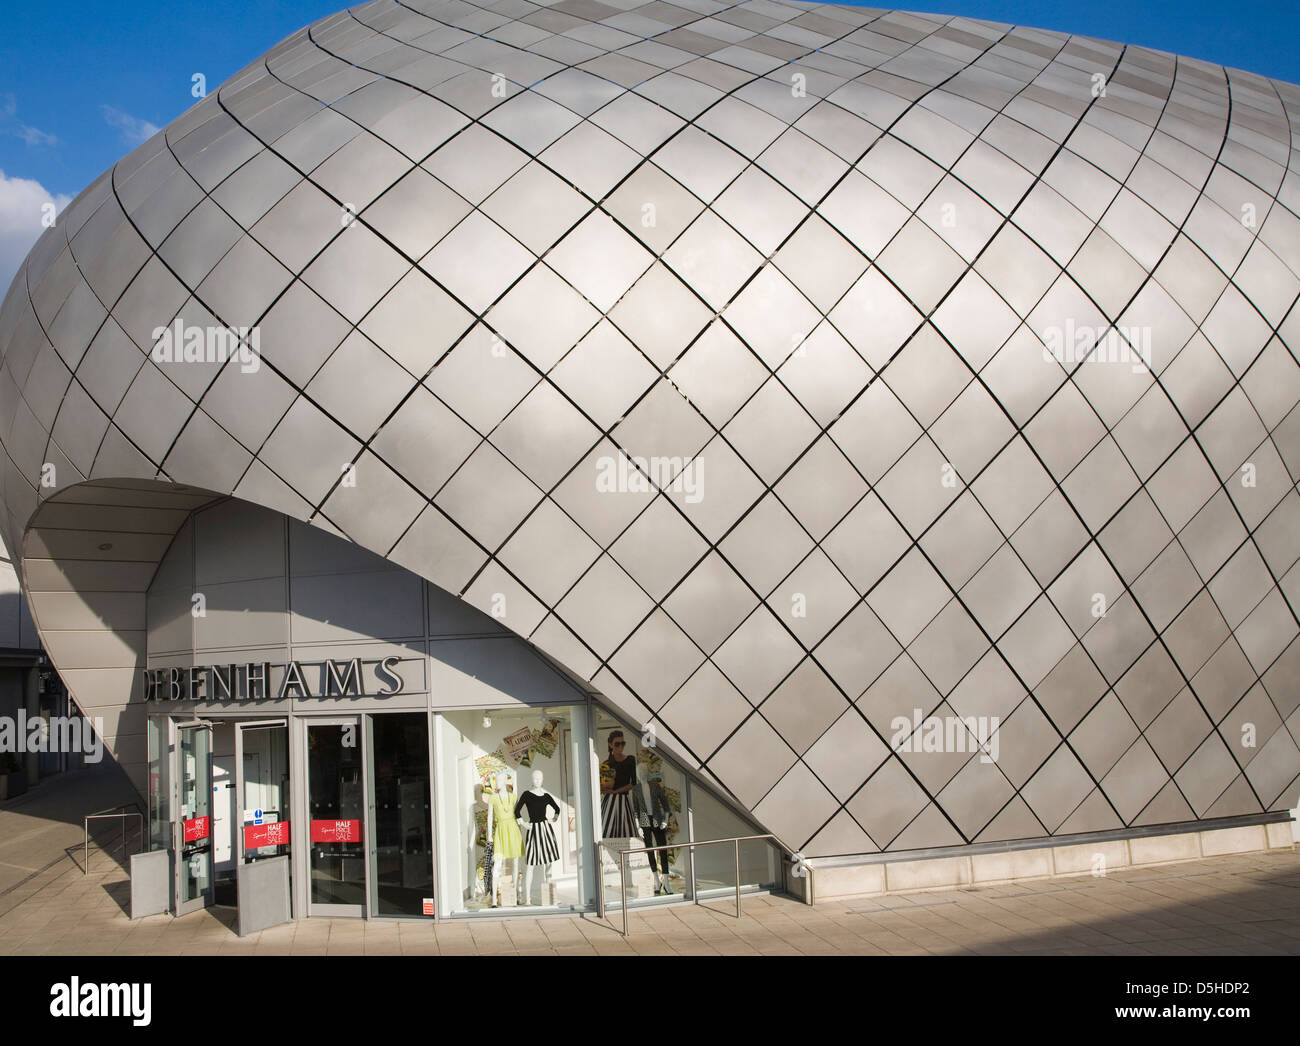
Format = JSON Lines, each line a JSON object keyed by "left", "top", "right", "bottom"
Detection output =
{"left": 599, "top": 729, "right": 638, "bottom": 840}
{"left": 483, "top": 770, "right": 523, "bottom": 905}
{"left": 639, "top": 770, "right": 673, "bottom": 895}
{"left": 472, "top": 782, "right": 492, "bottom": 903}
{"left": 514, "top": 769, "right": 560, "bottom": 905}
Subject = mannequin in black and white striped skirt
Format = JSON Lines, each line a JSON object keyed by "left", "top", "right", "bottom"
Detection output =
{"left": 515, "top": 769, "right": 561, "bottom": 905}
{"left": 600, "top": 729, "right": 638, "bottom": 839}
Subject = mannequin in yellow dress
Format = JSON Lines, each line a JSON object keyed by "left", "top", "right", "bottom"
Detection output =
{"left": 484, "top": 770, "right": 524, "bottom": 905}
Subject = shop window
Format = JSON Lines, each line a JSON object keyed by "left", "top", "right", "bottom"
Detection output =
{"left": 435, "top": 705, "right": 593, "bottom": 915}
{"left": 370, "top": 714, "right": 432, "bottom": 916}
{"left": 595, "top": 707, "right": 782, "bottom": 906}
{"left": 690, "top": 781, "right": 782, "bottom": 896}
{"left": 594, "top": 709, "right": 690, "bottom": 906}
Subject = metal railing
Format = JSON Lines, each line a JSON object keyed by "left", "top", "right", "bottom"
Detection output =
{"left": 602, "top": 833, "right": 787, "bottom": 936}
{"left": 83, "top": 804, "right": 144, "bottom": 874}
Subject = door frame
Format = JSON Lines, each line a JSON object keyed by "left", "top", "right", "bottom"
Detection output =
{"left": 301, "top": 715, "right": 368, "bottom": 918}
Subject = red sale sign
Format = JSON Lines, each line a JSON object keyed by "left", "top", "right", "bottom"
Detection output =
{"left": 244, "top": 821, "right": 290, "bottom": 848}
{"left": 183, "top": 816, "right": 210, "bottom": 842}
{"left": 310, "top": 819, "right": 361, "bottom": 843}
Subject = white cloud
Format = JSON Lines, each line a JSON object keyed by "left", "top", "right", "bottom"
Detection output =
{"left": 0, "top": 94, "right": 58, "bottom": 149}
{"left": 100, "top": 105, "right": 160, "bottom": 146}
{"left": 15, "top": 125, "right": 58, "bottom": 148}
{"left": 0, "top": 170, "right": 72, "bottom": 296}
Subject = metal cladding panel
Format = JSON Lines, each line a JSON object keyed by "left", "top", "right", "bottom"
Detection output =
{"left": 2, "top": 0, "right": 1299, "bottom": 857}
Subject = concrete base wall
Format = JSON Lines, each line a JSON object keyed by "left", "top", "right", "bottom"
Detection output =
{"left": 807, "top": 821, "right": 1296, "bottom": 903}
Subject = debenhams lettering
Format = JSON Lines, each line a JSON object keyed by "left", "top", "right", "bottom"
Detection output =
{"left": 143, "top": 657, "right": 406, "bottom": 702}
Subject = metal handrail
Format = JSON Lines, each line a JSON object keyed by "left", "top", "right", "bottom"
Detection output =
{"left": 83, "top": 811, "right": 143, "bottom": 874}
{"left": 88, "top": 801, "right": 143, "bottom": 818}
{"left": 604, "top": 833, "right": 788, "bottom": 936}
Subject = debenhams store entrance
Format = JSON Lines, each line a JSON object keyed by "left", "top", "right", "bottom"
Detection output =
{"left": 143, "top": 499, "right": 777, "bottom": 923}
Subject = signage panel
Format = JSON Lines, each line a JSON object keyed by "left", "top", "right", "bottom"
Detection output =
{"left": 244, "top": 822, "right": 290, "bottom": 848}
{"left": 142, "top": 656, "right": 417, "bottom": 702}
{"left": 183, "top": 816, "right": 210, "bottom": 842}
{"left": 310, "top": 819, "right": 362, "bottom": 843}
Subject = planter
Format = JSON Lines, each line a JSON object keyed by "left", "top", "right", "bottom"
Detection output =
{"left": 0, "top": 769, "right": 27, "bottom": 801}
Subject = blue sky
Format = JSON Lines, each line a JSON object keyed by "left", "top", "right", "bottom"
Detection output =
{"left": 1, "top": 0, "right": 1298, "bottom": 290}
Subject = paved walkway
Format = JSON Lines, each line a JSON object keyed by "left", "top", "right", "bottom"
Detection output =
{"left": 0, "top": 811, "right": 1297, "bottom": 953}
{"left": 0, "top": 758, "right": 139, "bottom": 907}
{"left": 2, "top": 766, "right": 1297, "bottom": 954}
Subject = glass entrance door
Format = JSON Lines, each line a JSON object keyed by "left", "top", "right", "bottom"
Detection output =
{"left": 305, "top": 718, "right": 367, "bottom": 916}
{"left": 147, "top": 716, "right": 170, "bottom": 852}
{"left": 235, "top": 721, "right": 291, "bottom": 873}
{"left": 174, "top": 724, "right": 213, "bottom": 915}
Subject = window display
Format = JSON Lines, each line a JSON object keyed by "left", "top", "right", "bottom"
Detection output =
{"left": 596, "top": 712, "right": 688, "bottom": 905}
{"left": 435, "top": 705, "right": 593, "bottom": 915}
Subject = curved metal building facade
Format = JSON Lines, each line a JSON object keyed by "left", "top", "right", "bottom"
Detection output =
{"left": 1, "top": 0, "right": 1298, "bottom": 864}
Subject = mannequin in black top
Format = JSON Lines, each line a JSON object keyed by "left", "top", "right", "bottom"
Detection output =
{"left": 600, "top": 729, "right": 638, "bottom": 839}
{"left": 514, "top": 769, "right": 561, "bottom": 905}
{"left": 610, "top": 754, "right": 637, "bottom": 790}
{"left": 514, "top": 786, "right": 560, "bottom": 823}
